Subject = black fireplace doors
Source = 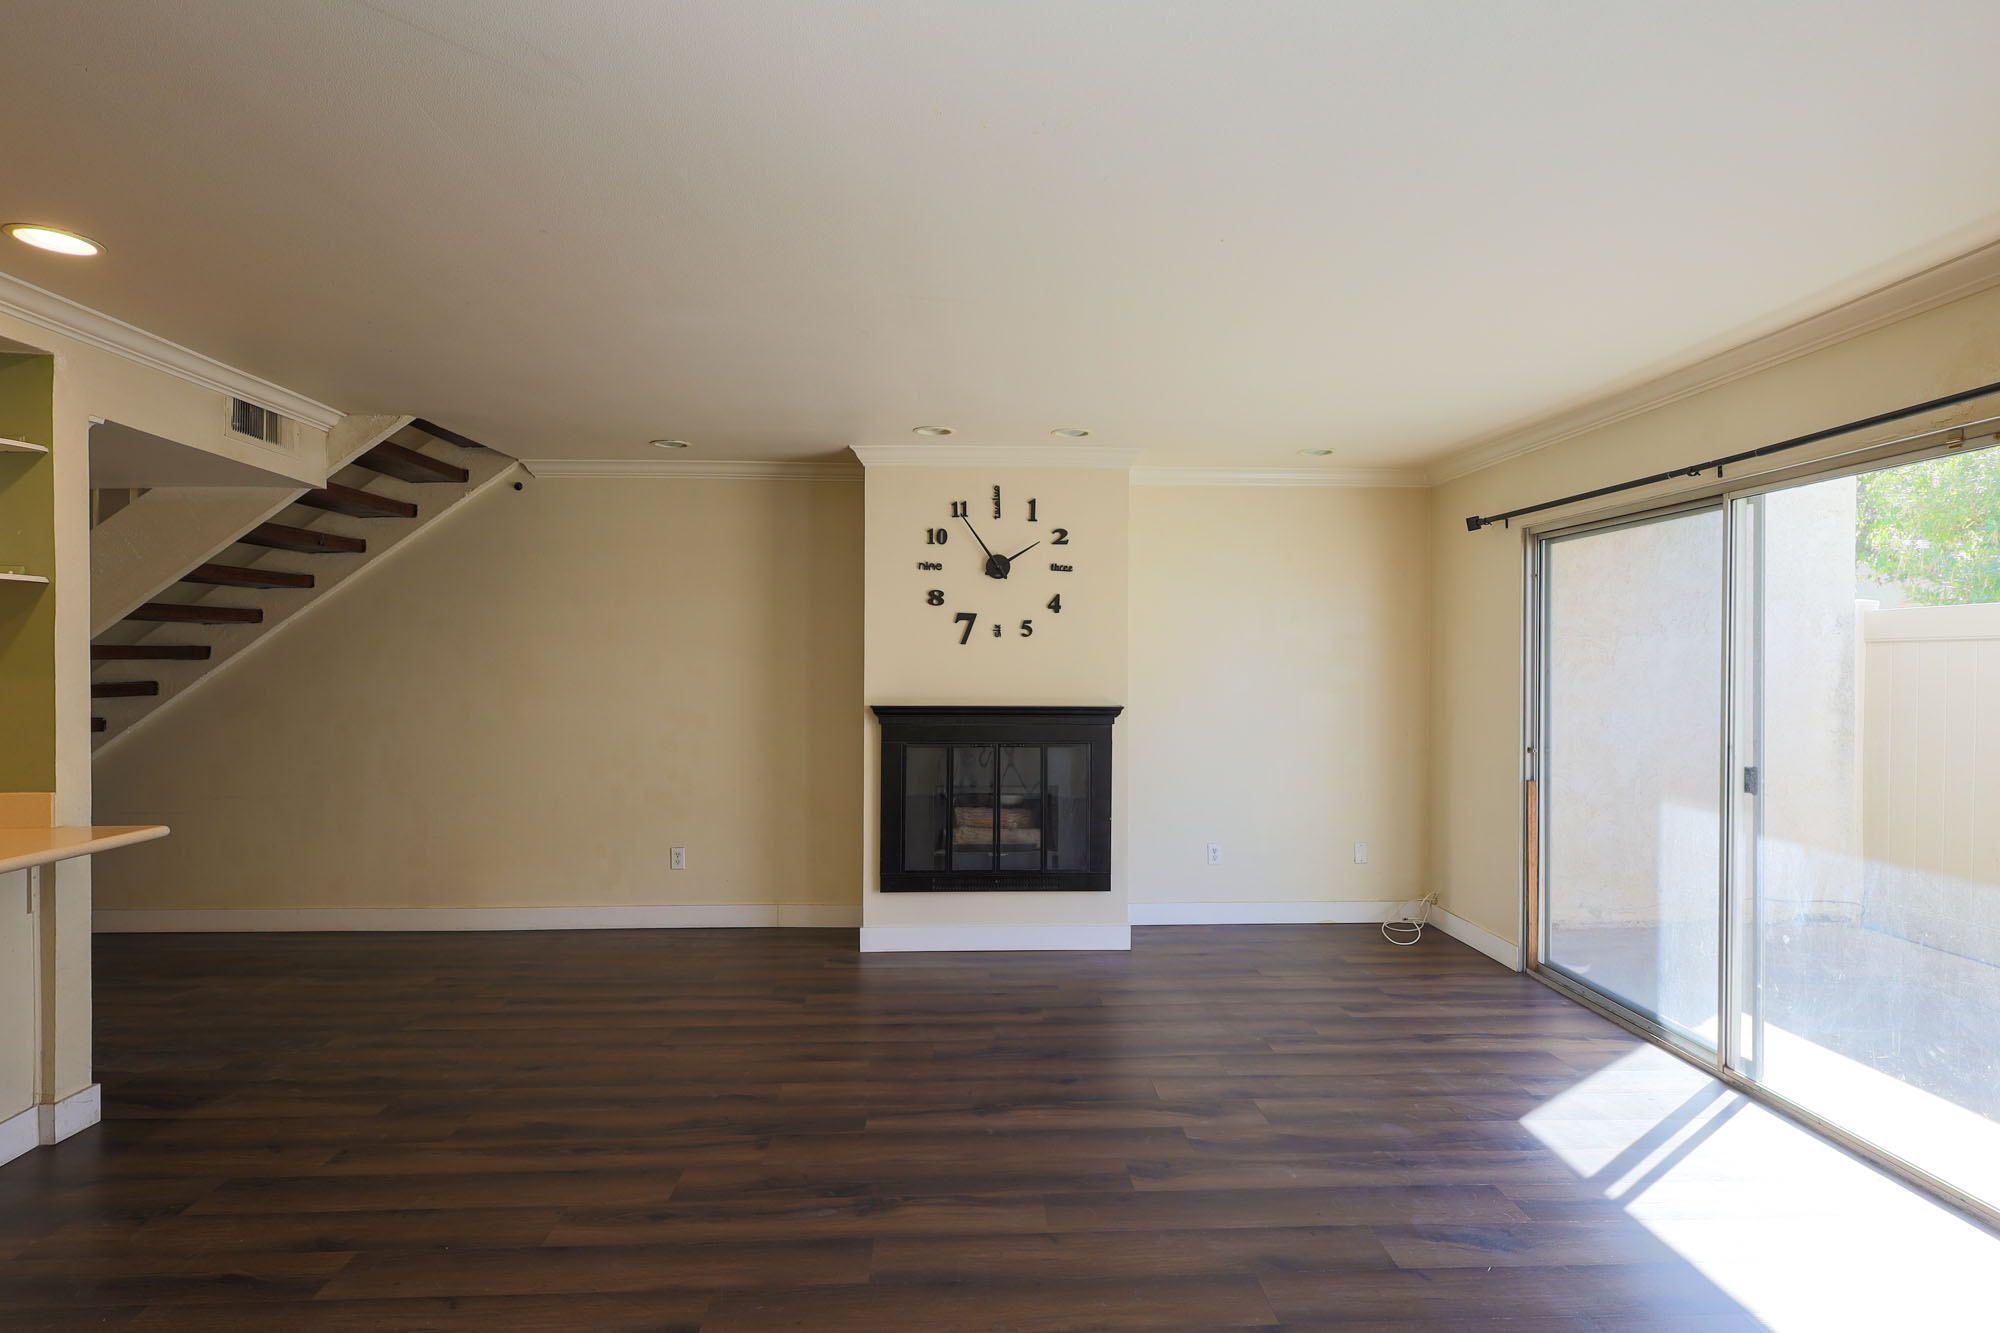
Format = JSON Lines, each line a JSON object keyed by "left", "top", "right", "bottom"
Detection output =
{"left": 874, "top": 706, "right": 1118, "bottom": 892}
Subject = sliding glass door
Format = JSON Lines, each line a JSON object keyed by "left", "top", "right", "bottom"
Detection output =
{"left": 1541, "top": 507, "right": 1725, "bottom": 1047}
{"left": 1534, "top": 442, "right": 2000, "bottom": 1218}
{"left": 1727, "top": 454, "right": 2000, "bottom": 1209}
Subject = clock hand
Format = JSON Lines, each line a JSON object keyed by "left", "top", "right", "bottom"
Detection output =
{"left": 958, "top": 515, "right": 996, "bottom": 562}
{"left": 1003, "top": 541, "right": 1040, "bottom": 562}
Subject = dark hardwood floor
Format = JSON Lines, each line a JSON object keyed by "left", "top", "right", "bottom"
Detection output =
{"left": 0, "top": 926, "right": 1772, "bottom": 1330}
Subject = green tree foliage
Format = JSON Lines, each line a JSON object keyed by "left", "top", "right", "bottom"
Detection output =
{"left": 1855, "top": 448, "right": 2000, "bottom": 605}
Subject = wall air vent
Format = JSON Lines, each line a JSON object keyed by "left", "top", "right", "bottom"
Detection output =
{"left": 228, "top": 398, "right": 288, "bottom": 447}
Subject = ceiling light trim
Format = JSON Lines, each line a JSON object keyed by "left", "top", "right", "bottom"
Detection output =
{"left": 1132, "top": 465, "right": 1427, "bottom": 489}
{"left": 522, "top": 458, "right": 862, "bottom": 481}
{"left": 851, "top": 444, "right": 1139, "bottom": 470}
{"left": 0, "top": 271, "right": 342, "bottom": 431}
{"left": 6, "top": 224, "right": 100, "bottom": 257}
{"left": 1425, "top": 236, "right": 2000, "bottom": 486}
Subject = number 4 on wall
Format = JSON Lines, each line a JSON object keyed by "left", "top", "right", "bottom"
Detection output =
{"left": 1047, "top": 594, "right": 1061, "bottom": 613}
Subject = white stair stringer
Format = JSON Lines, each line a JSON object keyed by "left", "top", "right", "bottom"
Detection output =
{"left": 91, "top": 432, "right": 522, "bottom": 751}
{"left": 89, "top": 414, "right": 412, "bottom": 638}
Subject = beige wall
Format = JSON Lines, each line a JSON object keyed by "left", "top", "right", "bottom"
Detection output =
{"left": 1752, "top": 477, "right": 1866, "bottom": 923}
{"left": 97, "top": 458, "right": 1448, "bottom": 940}
{"left": 1542, "top": 509, "right": 1725, "bottom": 930}
{"left": 1859, "top": 602, "right": 2000, "bottom": 960}
{"left": 95, "top": 477, "right": 865, "bottom": 914}
{"left": 1429, "top": 281, "right": 2000, "bottom": 946}
{"left": 1127, "top": 484, "right": 1429, "bottom": 907}
{"left": 860, "top": 462, "right": 1131, "bottom": 935}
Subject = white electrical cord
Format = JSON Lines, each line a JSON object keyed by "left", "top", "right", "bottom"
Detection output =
{"left": 1382, "top": 890, "right": 1439, "bottom": 946}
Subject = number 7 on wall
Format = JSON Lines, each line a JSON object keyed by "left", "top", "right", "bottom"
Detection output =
{"left": 954, "top": 611, "right": 978, "bottom": 645}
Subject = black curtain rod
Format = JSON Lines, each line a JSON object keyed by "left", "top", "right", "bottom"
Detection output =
{"left": 1464, "top": 377, "right": 2000, "bottom": 532}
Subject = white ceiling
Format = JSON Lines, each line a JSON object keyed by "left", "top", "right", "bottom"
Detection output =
{"left": 6, "top": 1, "right": 2000, "bottom": 469}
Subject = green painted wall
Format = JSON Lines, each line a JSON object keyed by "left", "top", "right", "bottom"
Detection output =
{"left": 0, "top": 353, "right": 56, "bottom": 791}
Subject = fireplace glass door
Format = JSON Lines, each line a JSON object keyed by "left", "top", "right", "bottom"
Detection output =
{"left": 903, "top": 743, "right": 1090, "bottom": 875}
{"left": 951, "top": 745, "right": 1002, "bottom": 870}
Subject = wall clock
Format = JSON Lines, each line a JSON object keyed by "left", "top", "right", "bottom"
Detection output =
{"left": 916, "top": 484, "right": 1072, "bottom": 643}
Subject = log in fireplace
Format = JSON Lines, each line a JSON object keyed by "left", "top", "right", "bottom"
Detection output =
{"left": 873, "top": 705, "right": 1120, "bottom": 892}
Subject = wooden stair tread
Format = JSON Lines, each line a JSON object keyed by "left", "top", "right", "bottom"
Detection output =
{"left": 357, "top": 442, "right": 469, "bottom": 484}
{"left": 296, "top": 484, "right": 417, "bottom": 520}
{"left": 92, "top": 643, "right": 211, "bottom": 661}
{"left": 181, "top": 562, "right": 314, "bottom": 590}
{"left": 92, "top": 681, "right": 160, "bottom": 699}
{"left": 409, "top": 418, "right": 489, "bottom": 451}
{"left": 126, "top": 602, "right": 263, "bottom": 625}
{"left": 239, "top": 522, "right": 366, "bottom": 555}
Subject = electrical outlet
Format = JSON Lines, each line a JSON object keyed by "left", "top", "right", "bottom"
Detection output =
{"left": 1353, "top": 842, "right": 1368, "bottom": 864}
{"left": 671, "top": 846, "right": 687, "bottom": 871}
{"left": 1206, "top": 843, "right": 1222, "bottom": 866}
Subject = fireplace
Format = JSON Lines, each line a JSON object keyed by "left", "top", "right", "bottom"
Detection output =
{"left": 873, "top": 705, "right": 1120, "bottom": 892}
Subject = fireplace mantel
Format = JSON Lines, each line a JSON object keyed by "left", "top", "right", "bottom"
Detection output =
{"left": 872, "top": 705, "right": 1120, "bottom": 893}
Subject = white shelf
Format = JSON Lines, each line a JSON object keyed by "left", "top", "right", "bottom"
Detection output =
{"left": 0, "top": 438, "right": 48, "bottom": 455}
{"left": 0, "top": 572, "right": 49, "bottom": 584}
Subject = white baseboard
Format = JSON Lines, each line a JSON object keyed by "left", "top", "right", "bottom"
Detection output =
{"left": 859, "top": 924, "right": 1132, "bottom": 953}
{"left": 38, "top": 1083, "right": 101, "bottom": 1144}
{"left": 1128, "top": 900, "right": 1402, "bottom": 925}
{"left": 0, "top": 1104, "right": 36, "bottom": 1168}
{"left": 774, "top": 905, "right": 858, "bottom": 928}
{"left": 1126, "top": 899, "right": 1523, "bottom": 970}
{"left": 1431, "top": 907, "right": 1523, "bottom": 970}
{"left": 88, "top": 902, "right": 1517, "bottom": 966}
{"left": 94, "top": 904, "right": 862, "bottom": 932}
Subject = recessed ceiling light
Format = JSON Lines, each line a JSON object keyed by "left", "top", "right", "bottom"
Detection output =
{"left": 6, "top": 224, "right": 100, "bottom": 257}
{"left": 1298, "top": 448, "right": 1334, "bottom": 457}
{"left": 913, "top": 426, "right": 954, "bottom": 437}
{"left": 650, "top": 439, "right": 690, "bottom": 449}
{"left": 1051, "top": 428, "right": 1091, "bottom": 438}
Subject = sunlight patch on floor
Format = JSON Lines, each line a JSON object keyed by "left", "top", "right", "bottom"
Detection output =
{"left": 1521, "top": 1045, "right": 1998, "bottom": 1330}
{"left": 1755, "top": 1022, "right": 2000, "bottom": 1210}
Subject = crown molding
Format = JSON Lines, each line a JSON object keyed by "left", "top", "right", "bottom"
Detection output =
{"left": 520, "top": 457, "right": 861, "bottom": 480}
{"left": 850, "top": 443, "right": 1139, "bottom": 470}
{"left": 0, "top": 271, "right": 343, "bottom": 431}
{"left": 1424, "top": 237, "right": 2000, "bottom": 487}
{"left": 1132, "top": 464, "right": 1426, "bottom": 488}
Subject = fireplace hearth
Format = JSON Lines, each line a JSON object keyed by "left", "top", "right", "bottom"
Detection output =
{"left": 873, "top": 705, "right": 1120, "bottom": 892}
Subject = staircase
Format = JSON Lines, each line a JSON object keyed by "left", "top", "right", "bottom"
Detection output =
{"left": 90, "top": 419, "right": 519, "bottom": 748}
